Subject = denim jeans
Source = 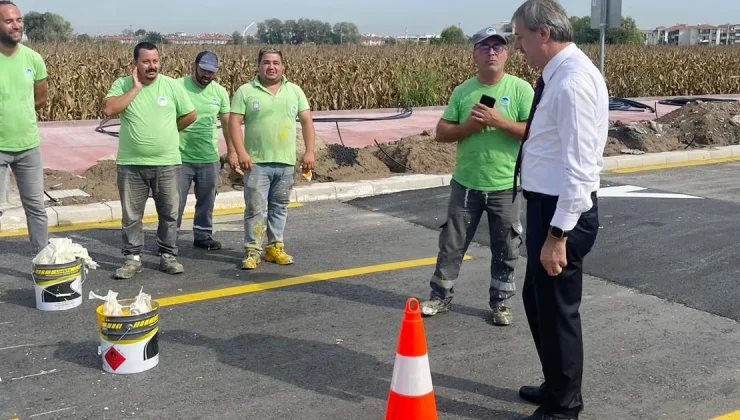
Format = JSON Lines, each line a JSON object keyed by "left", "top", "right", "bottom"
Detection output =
{"left": 243, "top": 163, "right": 295, "bottom": 251}
{"left": 116, "top": 165, "right": 180, "bottom": 257}
{"left": 429, "top": 179, "right": 523, "bottom": 309}
{"left": 177, "top": 162, "right": 220, "bottom": 242}
{"left": 0, "top": 147, "right": 48, "bottom": 255}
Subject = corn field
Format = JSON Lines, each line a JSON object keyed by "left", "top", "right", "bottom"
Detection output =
{"left": 29, "top": 43, "right": 740, "bottom": 122}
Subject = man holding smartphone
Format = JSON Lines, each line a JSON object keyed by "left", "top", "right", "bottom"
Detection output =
{"left": 419, "top": 27, "right": 535, "bottom": 326}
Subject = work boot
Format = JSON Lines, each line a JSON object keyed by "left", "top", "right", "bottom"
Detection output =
{"left": 194, "top": 238, "right": 222, "bottom": 251}
{"left": 491, "top": 305, "right": 513, "bottom": 326}
{"left": 420, "top": 297, "right": 450, "bottom": 317}
{"left": 265, "top": 242, "right": 294, "bottom": 265}
{"left": 114, "top": 257, "right": 142, "bottom": 280}
{"left": 241, "top": 249, "right": 262, "bottom": 270}
{"left": 159, "top": 253, "right": 184, "bottom": 275}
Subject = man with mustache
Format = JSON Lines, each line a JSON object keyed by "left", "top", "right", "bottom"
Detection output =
{"left": 228, "top": 48, "right": 316, "bottom": 270}
{"left": 419, "top": 27, "right": 535, "bottom": 327}
{"left": 0, "top": 0, "right": 49, "bottom": 257}
{"left": 103, "top": 41, "right": 197, "bottom": 279}
{"left": 175, "top": 51, "right": 232, "bottom": 251}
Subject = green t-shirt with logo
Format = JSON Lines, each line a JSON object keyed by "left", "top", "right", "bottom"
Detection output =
{"left": 442, "top": 74, "right": 535, "bottom": 192}
{"left": 0, "top": 44, "right": 47, "bottom": 152}
{"left": 177, "top": 76, "right": 230, "bottom": 163}
{"left": 105, "top": 74, "right": 195, "bottom": 166}
{"left": 230, "top": 75, "right": 310, "bottom": 166}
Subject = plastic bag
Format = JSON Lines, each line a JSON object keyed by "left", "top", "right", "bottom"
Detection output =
{"left": 88, "top": 290, "right": 123, "bottom": 316}
{"left": 129, "top": 287, "right": 152, "bottom": 315}
{"left": 33, "top": 238, "right": 99, "bottom": 269}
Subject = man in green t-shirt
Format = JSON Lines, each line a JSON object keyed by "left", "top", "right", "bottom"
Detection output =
{"left": 175, "top": 51, "right": 232, "bottom": 251}
{"left": 103, "top": 41, "right": 197, "bottom": 279}
{"left": 228, "top": 47, "right": 316, "bottom": 270}
{"left": 419, "top": 27, "right": 535, "bottom": 326}
{"left": 0, "top": 1, "right": 49, "bottom": 256}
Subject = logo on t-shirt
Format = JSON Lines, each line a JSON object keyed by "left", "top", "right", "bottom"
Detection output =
{"left": 25, "top": 68, "right": 33, "bottom": 78}
{"left": 157, "top": 97, "right": 168, "bottom": 106}
{"left": 211, "top": 98, "right": 219, "bottom": 105}
{"left": 291, "top": 104, "right": 298, "bottom": 117}
{"left": 500, "top": 96, "right": 510, "bottom": 106}
{"left": 252, "top": 101, "right": 260, "bottom": 111}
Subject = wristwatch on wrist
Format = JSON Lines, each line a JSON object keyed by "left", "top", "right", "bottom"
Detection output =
{"left": 549, "top": 226, "right": 569, "bottom": 239}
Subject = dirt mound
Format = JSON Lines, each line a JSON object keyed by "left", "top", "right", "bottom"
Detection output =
{"left": 609, "top": 120, "right": 680, "bottom": 153}
{"left": 608, "top": 102, "right": 740, "bottom": 154}
{"left": 371, "top": 130, "right": 456, "bottom": 174}
{"left": 655, "top": 102, "right": 740, "bottom": 147}
{"left": 302, "top": 144, "right": 391, "bottom": 183}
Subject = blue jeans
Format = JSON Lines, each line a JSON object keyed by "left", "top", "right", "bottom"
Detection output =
{"left": 0, "top": 147, "right": 48, "bottom": 255}
{"left": 177, "top": 162, "right": 220, "bottom": 242}
{"left": 116, "top": 165, "right": 180, "bottom": 257}
{"left": 243, "top": 163, "right": 295, "bottom": 251}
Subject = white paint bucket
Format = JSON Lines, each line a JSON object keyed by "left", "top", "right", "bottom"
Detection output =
{"left": 32, "top": 258, "right": 85, "bottom": 311}
{"left": 96, "top": 299, "right": 160, "bottom": 375}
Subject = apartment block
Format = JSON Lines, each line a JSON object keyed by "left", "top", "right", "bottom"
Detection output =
{"left": 643, "top": 23, "right": 740, "bottom": 45}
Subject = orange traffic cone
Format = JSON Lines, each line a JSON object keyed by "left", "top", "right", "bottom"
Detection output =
{"left": 385, "top": 297, "right": 438, "bottom": 420}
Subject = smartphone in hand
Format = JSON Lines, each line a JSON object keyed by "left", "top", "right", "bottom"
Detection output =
{"left": 480, "top": 94, "right": 496, "bottom": 108}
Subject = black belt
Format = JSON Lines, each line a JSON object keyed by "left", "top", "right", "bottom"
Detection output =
{"left": 523, "top": 190, "right": 597, "bottom": 201}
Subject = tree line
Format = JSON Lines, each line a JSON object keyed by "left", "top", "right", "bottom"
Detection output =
{"left": 436, "top": 16, "right": 645, "bottom": 46}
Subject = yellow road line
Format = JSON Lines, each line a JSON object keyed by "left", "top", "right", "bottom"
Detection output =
{"left": 712, "top": 410, "right": 740, "bottom": 420}
{"left": 610, "top": 156, "right": 740, "bottom": 173}
{"left": 0, "top": 203, "right": 302, "bottom": 238}
{"left": 158, "top": 255, "right": 473, "bottom": 307}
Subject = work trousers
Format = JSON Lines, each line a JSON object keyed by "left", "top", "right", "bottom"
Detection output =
{"left": 117, "top": 165, "right": 180, "bottom": 257}
{"left": 429, "top": 179, "right": 523, "bottom": 309}
{"left": 0, "top": 147, "right": 48, "bottom": 255}
{"left": 243, "top": 163, "right": 295, "bottom": 251}
{"left": 522, "top": 190, "right": 599, "bottom": 417}
{"left": 177, "top": 162, "right": 220, "bottom": 242}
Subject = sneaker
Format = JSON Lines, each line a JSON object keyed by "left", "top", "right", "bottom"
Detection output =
{"left": 194, "top": 238, "right": 222, "bottom": 250}
{"left": 420, "top": 297, "right": 450, "bottom": 317}
{"left": 241, "top": 249, "right": 262, "bottom": 270}
{"left": 159, "top": 253, "right": 184, "bottom": 275}
{"left": 265, "top": 242, "right": 294, "bottom": 265}
{"left": 491, "top": 305, "right": 513, "bottom": 326}
{"left": 114, "top": 258, "right": 142, "bottom": 279}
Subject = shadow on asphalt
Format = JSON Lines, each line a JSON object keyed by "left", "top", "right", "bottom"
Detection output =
{"left": 163, "top": 330, "right": 526, "bottom": 419}
{"left": 52, "top": 339, "right": 101, "bottom": 371}
{"left": 288, "top": 280, "right": 495, "bottom": 323}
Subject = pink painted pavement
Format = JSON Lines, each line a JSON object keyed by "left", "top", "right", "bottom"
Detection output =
{"left": 37, "top": 95, "right": 740, "bottom": 174}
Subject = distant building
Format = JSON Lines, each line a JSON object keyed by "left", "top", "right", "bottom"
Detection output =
{"left": 491, "top": 21, "right": 514, "bottom": 38}
{"left": 360, "top": 34, "right": 391, "bottom": 46}
{"left": 94, "top": 33, "right": 232, "bottom": 45}
{"left": 395, "top": 34, "right": 440, "bottom": 44}
{"left": 643, "top": 23, "right": 739, "bottom": 45}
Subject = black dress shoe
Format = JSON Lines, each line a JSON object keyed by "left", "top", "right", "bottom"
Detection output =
{"left": 519, "top": 384, "right": 545, "bottom": 405}
{"left": 521, "top": 407, "right": 577, "bottom": 420}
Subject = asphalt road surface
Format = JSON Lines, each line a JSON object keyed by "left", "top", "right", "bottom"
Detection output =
{"left": 2, "top": 162, "right": 740, "bottom": 420}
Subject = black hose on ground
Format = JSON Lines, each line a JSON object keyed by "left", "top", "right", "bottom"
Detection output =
{"left": 657, "top": 97, "right": 739, "bottom": 106}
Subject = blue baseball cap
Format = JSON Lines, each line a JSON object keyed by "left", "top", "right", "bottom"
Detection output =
{"left": 471, "top": 27, "right": 507, "bottom": 45}
{"left": 196, "top": 51, "right": 218, "bottom": 72}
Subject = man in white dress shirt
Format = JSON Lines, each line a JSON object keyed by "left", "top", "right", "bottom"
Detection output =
{"left": 510, "top": 1, "right": 609, "bottom": 419}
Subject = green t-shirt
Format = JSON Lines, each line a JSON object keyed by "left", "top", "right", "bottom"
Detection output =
{"left": 442, "top": 74, "right": 535, "bottom": 192}
{"left": 177, "top": 77, "right": 230, "bottom": 163}
{"left": 105, "top": 74, "right": 195, "bottom": 166}
{"left": 230, "top": 75, "right": 310, "bottom": 166}
{"left": 0, "top": 44, "right": 47, "bottom": 152}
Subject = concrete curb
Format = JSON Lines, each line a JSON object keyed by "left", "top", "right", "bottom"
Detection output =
{"left": 1, "top": 146, "right": 740, "bottom": 234}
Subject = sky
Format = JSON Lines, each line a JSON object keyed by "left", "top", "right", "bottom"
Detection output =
{"left": 20, "top": 0, "right": 740, "bottom": 36}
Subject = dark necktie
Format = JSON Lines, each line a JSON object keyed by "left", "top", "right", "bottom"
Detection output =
{"left": 512, "top": 76, "right": 546, "bottom": 202}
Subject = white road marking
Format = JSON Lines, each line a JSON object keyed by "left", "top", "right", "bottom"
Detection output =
{"left": 599, "top": 185, "right": 702, "bottom": 199}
